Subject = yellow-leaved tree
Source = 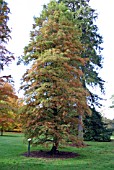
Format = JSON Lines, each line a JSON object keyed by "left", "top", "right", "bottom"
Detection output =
{"left": 0, "top": 81, "right": 18, "bottom": 135}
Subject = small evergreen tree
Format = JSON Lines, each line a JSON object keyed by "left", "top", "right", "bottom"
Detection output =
{"left": 84, "top": 108, "right": 112, "bottom": 142}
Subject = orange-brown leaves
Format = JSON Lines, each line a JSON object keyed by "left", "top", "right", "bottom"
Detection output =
{"left": 21, "top": 1, "right": 91, "bottom": 147}
{"left": 0, "top": 76, "right": 18, "bottom": 132}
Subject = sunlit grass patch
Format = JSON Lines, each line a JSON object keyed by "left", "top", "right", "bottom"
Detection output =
{"left": 0, "top": 132, "right": 114, "bottom": 170}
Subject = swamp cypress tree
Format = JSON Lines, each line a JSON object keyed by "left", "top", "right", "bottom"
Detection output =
{"left": 21, "top": 1, "right": 90, "bottom": 153}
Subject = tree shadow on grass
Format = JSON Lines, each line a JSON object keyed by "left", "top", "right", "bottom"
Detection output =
{"left": 23, "top": 150, "right": 80, "bottom": 159}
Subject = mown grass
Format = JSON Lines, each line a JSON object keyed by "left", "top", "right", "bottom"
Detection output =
{"left": 0, "top": 132, "right": 114, "bottom": 170}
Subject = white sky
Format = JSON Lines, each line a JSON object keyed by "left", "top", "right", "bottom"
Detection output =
{"left": 2, "top": 0, "right": 114, "bottom": 119}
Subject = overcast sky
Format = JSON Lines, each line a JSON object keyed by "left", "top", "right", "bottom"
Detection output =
{"left": 3, "top": 0, "right": 114, "bottom": 119}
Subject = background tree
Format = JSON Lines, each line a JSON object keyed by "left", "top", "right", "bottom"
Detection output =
{"left": 57, "top": 0, "right": 104, "bottom": 102}
{"left": 0, "top": 0, "right": 14, "bottom": 70}
{"left": 12, "top": 98, "right": 24, "bottom": 132}
{"left": 110, "top": 94, "right": 114, "bottom": 108}
{"left": 21, "top": 1, "right": 90, "bottom": 154}
{"left": 0, "top": 1, "right": 16, "bottom": 135}
{"left": 58, "top": 0, "right": 105, "bottom": 141}
{"left": 0, "top": 81, "right": 17, "bottom": 135}
{"left": 83, "top": 108, "right": 112, "bottom": 142}
{"left": 102, "top": 117, "right": 114, "bottom": 134}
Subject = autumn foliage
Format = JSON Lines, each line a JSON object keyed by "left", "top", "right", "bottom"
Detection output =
{"left": 0, "top": 81, "right": 18, "bottom": 135}
{"left": 21, "top": 1, "right": 90, "bottom": 152}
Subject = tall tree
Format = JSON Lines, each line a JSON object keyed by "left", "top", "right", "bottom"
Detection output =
{"left": 21, "top": 1, "right": 90, "bottom": 153}
{"left": 0, "top": 0, "right": 14, "bottom": 103}
{"left": 58, "top": 0, "right": 104, "bottom": 107}
{"left": 58, "top": 0, "right": 104, "bottom": 141}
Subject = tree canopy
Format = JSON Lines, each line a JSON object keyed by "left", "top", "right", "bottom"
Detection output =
{"left": 0, "top": 0, "right": 16, "bottom": 135}
{"left": 0, "top": 0, "right": 14, "bottom": 70}
{"left": 21, "top": 1, "right": 91, "bottom": 152}
{"left": 0, "top": 81, "right": 17, "bottom": 135}
{"left": 84, "top": 108, "right": 112, "bottom": 142}
{"left": 58, "top": 0, "right": 104, "bottom": 107}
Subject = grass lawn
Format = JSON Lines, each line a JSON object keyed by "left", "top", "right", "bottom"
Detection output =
{"left": 0, "top": 132, "right": 114, "bottom": 170}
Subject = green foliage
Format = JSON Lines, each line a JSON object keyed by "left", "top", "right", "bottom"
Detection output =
{"left": 0, "top": 1, "right": 15, "bottom": 134}
{"left": 102, "top": 117, "right": 114, "bottom": 132}
{"left": 58, "top": 0, "right": 105, "bottom": 143}
{"left": 58, "top": 0, "right": 104, "bottom": 107}
{"left": 0, "top": 0, "right": 14, "bottom": 70}
{"left": 84, "top": 108, "right": 112, "bottom": 142}
{"left": 21, "top": 1, "right": 90, "bottom": 149}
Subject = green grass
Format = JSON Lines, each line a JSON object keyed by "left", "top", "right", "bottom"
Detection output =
{"left": 0, "top": 132, "right": 114, "bottom": 170}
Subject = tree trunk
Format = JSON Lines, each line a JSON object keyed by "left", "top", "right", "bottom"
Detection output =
{"left": 49, "top": 139, "right": 59, "bottom": 155}
{"left": 1, "top": 126, "right": 3, "bottom": 136}
{"left": 49, "top": 107, "right": 59, "bottom": 155}
{"left": 50, "top": 145, "right": 57, "bottom": 155}
{"left": 78, "top": 115, "right": 83, "bottom": 140}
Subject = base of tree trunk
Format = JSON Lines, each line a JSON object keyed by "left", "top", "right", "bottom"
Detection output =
{"left": 48, "top": 145, "right": 59, "bottom": 155}
{"left": 1, "top": 128, "right": 3, "bottom": 136}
